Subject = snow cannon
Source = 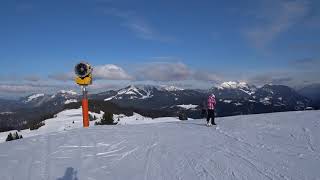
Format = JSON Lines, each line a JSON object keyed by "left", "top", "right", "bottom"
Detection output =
{"left": 74, "top": 62, "right": 93, "bottom": 86}
{"left": 74, "top": 62, "right": 93, "bottom": 128}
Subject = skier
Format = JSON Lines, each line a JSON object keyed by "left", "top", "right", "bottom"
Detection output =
{"left": 207, "top": 94, "right": 216, "bottom": 126}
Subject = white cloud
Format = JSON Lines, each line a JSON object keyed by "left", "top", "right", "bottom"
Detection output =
{"left": 94, "top": 64, "right": 133, "bottom": 80}
{"left": 136, "top": 62, "right": 192, "bottom": 81}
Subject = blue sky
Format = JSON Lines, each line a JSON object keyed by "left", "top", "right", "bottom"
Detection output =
{"left": 0, "top": 0, "right": 319, "bottom": 97}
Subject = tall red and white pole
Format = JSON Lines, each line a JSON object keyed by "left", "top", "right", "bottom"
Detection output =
{"left": 81, "top": 86, "right": 89, "bottom": 128}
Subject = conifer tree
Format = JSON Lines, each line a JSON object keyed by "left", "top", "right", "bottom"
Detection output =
{"left": 6, "top": 133, "right": 13, "bottom": 141}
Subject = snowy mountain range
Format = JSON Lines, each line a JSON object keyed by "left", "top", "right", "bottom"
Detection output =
{"left": 21, "top": 90, "right": 79, "bottom": 107}
{"left": 92, "top": 82, "right": 309, "bottom": 113}
{"left": 0, "top": 82, "right": 314, "bottom": 132}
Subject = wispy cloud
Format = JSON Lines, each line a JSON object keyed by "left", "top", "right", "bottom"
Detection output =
{"left": 48, "top": 72, "right": 74, "bottom": 82}
{"left": 248, "top": 73, "right": 294, "bottom": 86}
{"left": 289, "top": 58, "right": 320, "bottom": 77}
{"left": 0, "top": 84, "right": 42, "bottom": 93}
{"left": 288, "top": 43, "right": 320, "bottom": 52}
{"left": 193, "top": 71, "right": 222, "bottom": 83}
{"left": 24, "top": 75, "right": 42, "bottom": 82}
{"left": 103, "top": 7, "right": 174, "bottom": 42}
{"left": 246, "top": 0, "right": 309, "bottom": 49}
{"left": 136, "top": 62, "right": 192, "bottom": 81}
{"left": 0, "top": 82, "right": 75, "bottom": 94}
{"left": 0, "top": 74, "right": 42, "bottom": 82}
{"left": 246, "top": 57, "right": 320, "bottom": 87}
{"left": 291, "top": 57, "right": 320, "bottom": 68}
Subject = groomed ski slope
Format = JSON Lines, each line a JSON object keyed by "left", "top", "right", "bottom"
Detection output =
{"left": 0, "top": 110, "right": 320, "bottom": 180}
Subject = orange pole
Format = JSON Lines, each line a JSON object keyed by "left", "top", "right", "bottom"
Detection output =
{"left": 82, "top": 87, "right": 89, "bottom": 127}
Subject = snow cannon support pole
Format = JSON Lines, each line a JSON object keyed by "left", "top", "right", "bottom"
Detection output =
{"left": 82, "top": 86, "right": 89, "bottom": 128}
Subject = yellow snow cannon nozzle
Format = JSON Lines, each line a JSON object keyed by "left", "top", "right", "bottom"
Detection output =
{"left": 74, "top": 62, "right": 93, "bottom": 86}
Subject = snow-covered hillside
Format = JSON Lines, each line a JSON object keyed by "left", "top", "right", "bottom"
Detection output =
{"left": 0, "top": 108, "right": 97, "bottom": 143}
{"left": 0, "top": 108, "right": 180, "bottom": 143}
{"left": 1, "top": 111, "right": 320, "bottom": 180}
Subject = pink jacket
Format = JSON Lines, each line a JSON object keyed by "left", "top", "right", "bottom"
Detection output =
{"left": 207, "top": 95, "right": 216, "bottom": 110}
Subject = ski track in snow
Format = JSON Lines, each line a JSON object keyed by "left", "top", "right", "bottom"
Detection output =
{"left": 0, "top": 111, "right": 320, "bottom": 179}
{"left": 302, "top": 127, "right": 316, "bottom": 152}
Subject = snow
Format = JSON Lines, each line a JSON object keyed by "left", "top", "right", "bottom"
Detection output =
{"left": 123, "top": 90, "right": 136, "bottom": 95}
{"left": 116, "top": 113, "right": 179, "bottom": 125}
{"left": 177, "top": 104, "right": 198, "bottom": 109}
{"left": 129, "top": 96, "right": 136, "bottom": 99}
{"left": 218, "top": 81, "right": 249, "bottom": 89}
{"left": 223, "top": 100, "right": 232, "bottom": 103}
{"left": 217, "top": 82, "right": 255, "bottom": 95}
{"left": 141, "top": 90, "right": 153, "bottom": 99}
{"left": 24, "top": 93, "right": 45, "bottom": 103}
{"left": 0, "top": 109, "right": 178, "bottom": 143}
{"left": 105, "top": 85, "right": 153, "bottom": 101}
{"left": 51, "top": 90, "right": 77, "bottom": 99}
{"left": 64, "top": 99, "right": 78, "bottom": 104}
{"left": 0, "top": 108, "right": 98, "bottom": 143}
{"left": 104, "top": 96, "right": 115, "bottom": 101}
{"left": 0, "top": 112, "right": 14, "bottom": 115}
{"left": 118, "top": 85, "right": 141, "bottom": 96}
{"left": 161, "top": 85, "right": 184, "bottom": 91}
{"left": 260, "top": 97, "right": 272, "bottom": 105}
{"left": 0, "top": 110, "right": 320, "bottom": 179}
{"left": 240, "top": 88, "right": 254, "bottom": 95}
{"left": 59, "top": 90, "right": 78, "bottom": 95}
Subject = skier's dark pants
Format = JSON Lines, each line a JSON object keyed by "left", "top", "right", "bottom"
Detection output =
{"left": 207, "top": 109, "right": 215, "bottom": 124}
{"left": 201, "top": 109, "right": 207, "bottom": 118}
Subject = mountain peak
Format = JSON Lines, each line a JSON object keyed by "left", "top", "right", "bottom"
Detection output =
{"left": 24, "top": 93, "right": 44, "bottom": 103}
{"left": 119, "top": 85, "right": 140, "bottom": 95}
{"left": 105, "top": 84, "right": 154, "bottom": 101}
{"left": 217, "top": 81, "right": 249, "bottom": 90}
{"left": 51, "top": 90, "right": 78, "bottom": 99}
{"left": 160, "top": 85, "right": 184, "bottom": 91}
{"left": 24, "top": 93, "right": 45, "bottom": 103}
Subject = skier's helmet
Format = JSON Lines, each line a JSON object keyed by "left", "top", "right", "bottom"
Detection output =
{"left": 211, "top": 94, "right": 216, "bottom": 98}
